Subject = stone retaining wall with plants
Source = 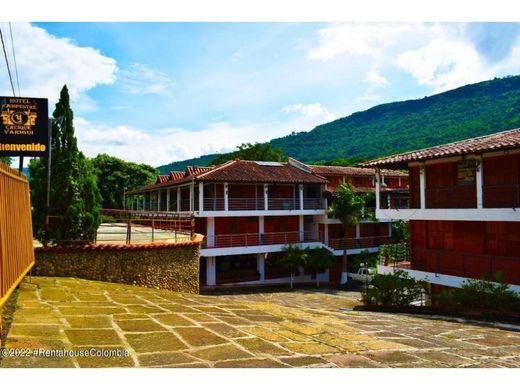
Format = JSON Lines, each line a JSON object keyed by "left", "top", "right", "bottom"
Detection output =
{"left": 33, "top": 237, "right": 202, "bottom": 294}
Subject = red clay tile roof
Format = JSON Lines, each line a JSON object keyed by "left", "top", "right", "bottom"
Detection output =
{"left": 197, "top": 160, "right": 327, "bottom": 184}
{"left": 156, "top": 174, "right": 170, "bottom": 184}
{"left": 362, "top": 128, "right": 520, "bottom": 169}
{"left": 309, "top": 165, "right": 406, "bottom": 177}
{"left": 169, "top": 171, "right": 184, "bottom": 181}
{"left": 186, "top": 166, "right": 213, "bottom": 176}
{"left": 128, "top": 159, "right": 327, "bottom": 194}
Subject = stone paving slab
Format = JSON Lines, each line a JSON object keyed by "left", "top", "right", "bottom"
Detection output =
{"left": 1, "top": 277, "right": 520, "bottom": 368}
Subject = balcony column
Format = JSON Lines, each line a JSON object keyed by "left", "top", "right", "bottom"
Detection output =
{"left": 207, "top": 217, "right": 215, "bottom": 247}
{"left": 375, "top": 169, "right": 381, "bottom": 210}
{"left": 323, "top": 184, "right": 328, "bottom": 209}
{"left": 419, "top": 163, "right": 426, "bottom": 209}
{"left": 224, "top": 183, "right": 229, "bottom": 211}
{"left": 324, "top": 223, "right": 329, "bottom": 246}
{"left": 299, "top": 184, "right": 304, "bottom": 210}
{"left": 166, "top": 189, "right": 171, "bottom": 211}
{"left": 189, "top": 183, "right": 194, "bottom": 212}
{"left": 258, "top": 216, "right": 265, "bottom": 245}
{"left": 149, "top": 192, "right": 153, "bottom": 210}
{"left": 177, "top": 187, "right": 181, "bottom": 212}
{"left": 476, "top": 156, "right": 483, "bottom": 209}
{"left": 388, "top": 223, "right": 392, "bottom": 238}
{"left": 264, "top": 184, "right": 269, "bottom": 210}
{"left": 299, "top": 215, "right": 304, "bottom": 242}
{"left": 355, "top": 224, "right": 361, "bottom": 239}
{"left": 256, "top": 253, "right": 265, "bottom": 282}
{"left": 259, "top": 216, "right": 264, "bottom": 234}
{"left": 157, "top": 190, "right": 161, "bottom": 211}
{"left": 199, "top": 182, "right": 204, "bottom": 212}
{"left": 206, "top": 257, "right": 216, "bottom": 286}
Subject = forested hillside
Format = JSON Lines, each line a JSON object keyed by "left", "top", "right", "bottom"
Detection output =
{"left": 158, "top": 75, "right": 520, "bottom": 173}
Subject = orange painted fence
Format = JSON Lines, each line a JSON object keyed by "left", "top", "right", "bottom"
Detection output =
{"left": 0, "top": 161, "right": 35, "bottom": 307}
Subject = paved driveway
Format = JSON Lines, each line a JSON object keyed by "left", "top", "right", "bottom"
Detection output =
{"left": 1, "top": 277, "right": 519, "bottom": 368}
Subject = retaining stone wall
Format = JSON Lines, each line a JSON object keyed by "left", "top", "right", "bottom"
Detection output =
{"left": 33, "top": 238, "right": 202, "bottom": 294}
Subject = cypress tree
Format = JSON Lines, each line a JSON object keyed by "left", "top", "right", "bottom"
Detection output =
{"left": 29, "top": 85, "right": 101, "bottom": 244}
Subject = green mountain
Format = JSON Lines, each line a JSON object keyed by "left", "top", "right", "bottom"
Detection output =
{"left": 158, "top": 75, "right": 520, "bottom": 173}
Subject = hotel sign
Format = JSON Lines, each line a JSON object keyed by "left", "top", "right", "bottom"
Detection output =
{"left": 0, "top": 96, "right": 48, "bottom": 157}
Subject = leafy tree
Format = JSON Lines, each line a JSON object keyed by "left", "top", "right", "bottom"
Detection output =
{"left": 211, "top": 142, "right": 286, "bottom": 165}
{"left": 0, "top": 157, "right": 12, "bottom": 164}
{"left": 391, "top": 220, "right": 409, "bottom": 243}
{"left": 91, "top": 154, "right": 157, "bottom": 209}
{"left": 327, "top": 183, "right": 366, "bottom": 284}
{"left": 305, "top": 247, "right": 336, "bottom": 288}
{"left": 311, "top": 156, "right": 366, "bottom": 167}
{"left": 277, "top": 244, "right": 307, "bottom": 289}
{"left": 28, "top": 85, "right": 101, "bottom": 245}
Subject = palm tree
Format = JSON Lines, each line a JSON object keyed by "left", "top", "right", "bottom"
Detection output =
{"left": 327, "top": 184, "right": 366, "bottom": 284}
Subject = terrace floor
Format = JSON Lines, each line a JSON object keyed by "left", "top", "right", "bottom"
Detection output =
{"left": 1, "top": 277, "right": 520, "bottom": 368}
{"left": 96, "top": 223, "right": 191, "bottom": 244}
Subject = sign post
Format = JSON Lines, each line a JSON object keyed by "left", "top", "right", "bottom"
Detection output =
{"left": 0, "top": 96, "right": 49, "bottom": 159}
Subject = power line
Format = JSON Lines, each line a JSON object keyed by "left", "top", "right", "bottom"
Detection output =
{"left": 0, "top": 26, "right": 16, "bottom": 96}
{"left": 8, "top": 23, "right": 20, "bottom": 96}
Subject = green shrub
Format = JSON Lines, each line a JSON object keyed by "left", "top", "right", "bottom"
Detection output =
{"left": 378, "top": 242, "right": 409, "bottom": 265}
{"left": 437, "top": 271, "right": 520, "bottom": 311}
{"left": 362, "top": 269, "right": 428, "bottom": 306}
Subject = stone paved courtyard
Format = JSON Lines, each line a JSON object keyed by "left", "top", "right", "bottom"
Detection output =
{"left": 1, "top": 276, "right": 520, "bottom": 368}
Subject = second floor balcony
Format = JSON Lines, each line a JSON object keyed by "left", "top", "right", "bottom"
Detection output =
{"left": 375, "top": 155, "right": 520, "bottom": 222}
{"left": 202, "top": 230, "right": 320, "bottom": 249}
{"left": 202, "top": 197, "right": 325, "bottom": 212}
{"left": 327, "top": 235, "right": 391, "bottom": 251}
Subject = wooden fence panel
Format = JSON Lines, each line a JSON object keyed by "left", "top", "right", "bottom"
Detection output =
{"left": 0, "top": 161, "right": 35, "bottom": 306}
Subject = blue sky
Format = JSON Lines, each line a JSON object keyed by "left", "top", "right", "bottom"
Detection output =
{"left": 2, "top": 22, "right": 520, "bottom": 166}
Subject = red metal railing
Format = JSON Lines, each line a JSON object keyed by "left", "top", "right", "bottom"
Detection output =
{"left": 202, "top": 197, "right": 324, "bottom": 211}
{"left": 380, "top": 184, "right": 520, "bottom": 210}
{"left": 303, "top": 198, "right": 325, "bottom": 210}
{"left": 202, "top": 230, "right": 321, "bottom": 249}
{"left": 328, "top": 235, "right": 390, "bottom": 250}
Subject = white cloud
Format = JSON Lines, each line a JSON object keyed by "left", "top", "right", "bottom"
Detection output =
{"left": 2, "top": 23, "right": 117, "bottom": 108}
{"left": 308, "top": 22, "right": 520, "bottom": 94}
{"left": 364, "top": 68, "right": 389, "bottom": 89}
{"left": 308, "top": 23, "right": 418, "bottom": 61}
{"left": 117, "top": 63, "right": 176, "bottom": 96}
{"left": 74, "top": 117, "right": 287, "bottom": 166}
{"left": 397, "top": 38, "right": 493, "bottom": 93}
{"left": 75, "top": 104, "right": 342, "bottom": 166}
{"left": 282, "top": 103, "right": 336, "bottom": 121}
